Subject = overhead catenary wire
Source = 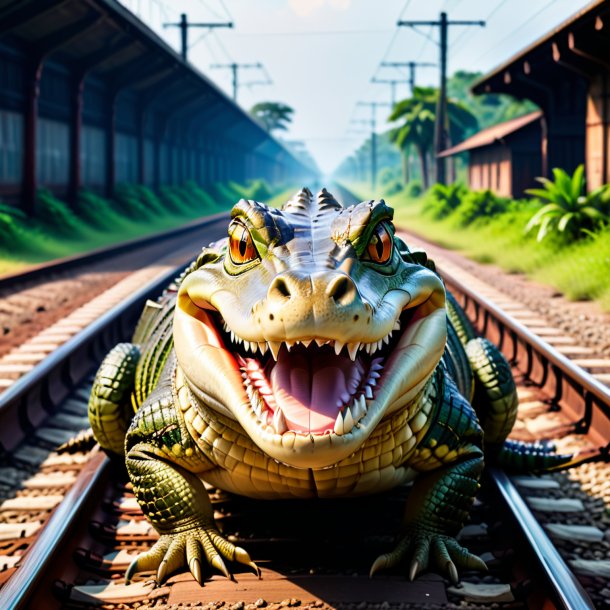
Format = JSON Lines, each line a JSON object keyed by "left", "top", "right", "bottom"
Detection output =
{"left": 450, "top": 0, "right": 509, "bottom": 55}
{"left": 470, "top": 0, "right": 559, "bottom": 65}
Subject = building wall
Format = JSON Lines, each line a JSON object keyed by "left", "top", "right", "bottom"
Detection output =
{"left": 0, "top": 33, "right": 308, "bottom": 211}
{"left": 586, "top": 72, "right": 610, "bottom": 190}
{"left": 468, "top": 145, "right": 512, "bottom": 197}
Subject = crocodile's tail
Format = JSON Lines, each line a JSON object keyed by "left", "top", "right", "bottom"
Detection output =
{"left": 491, "top": 439, "right": 576, "bottom": 472}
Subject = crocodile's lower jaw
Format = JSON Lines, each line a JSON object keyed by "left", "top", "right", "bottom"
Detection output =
{"left": 174, "top": 301, "right": 446, "bottom": 469}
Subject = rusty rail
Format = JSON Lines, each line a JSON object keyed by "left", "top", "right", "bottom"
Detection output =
{"left": 444, "top": 274, "right": 610, "bottom": 452}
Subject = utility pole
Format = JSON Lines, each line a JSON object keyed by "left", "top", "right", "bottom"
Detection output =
{"left": 355, "top": 101, "right": 391, "bottom": 191}
{"left": 210, "top": 62, "right": 269, "bottom": 102}
{"left": 163, "top": 13, "right": 233, "bottom": 62}
{"left": 397, "top": 13, "right": 484, "bottom": 184}
{"left": 371, "top": 77, "right": 403, "bottom": 106}
{"left": 380, "top": 61, "right": 436, "bottom": 95}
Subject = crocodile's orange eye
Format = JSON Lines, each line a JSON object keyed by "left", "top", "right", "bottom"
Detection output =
{"left": 365, "top": 223, "right": 392, "bottom": 264}
{"left": 228, "top": 222, "right": 259, "bottom": 265}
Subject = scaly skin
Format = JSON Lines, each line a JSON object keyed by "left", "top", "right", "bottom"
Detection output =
{"left": 88, "top": 187, "right": 570, "bottom": 586}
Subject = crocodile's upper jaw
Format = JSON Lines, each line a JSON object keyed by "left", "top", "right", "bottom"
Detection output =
{"left": 173, "top": 189, "right": 446, "bottom": 469}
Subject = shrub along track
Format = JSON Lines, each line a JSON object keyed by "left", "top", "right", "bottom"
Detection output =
{"left": 0, "top": 213, "right": 229, "bottom": 390}
{"left": 0, "top": 190, "right": 606, "bottom": 609}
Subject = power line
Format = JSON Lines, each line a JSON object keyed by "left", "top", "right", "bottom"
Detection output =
{"left": 451, "top": 0, "right": 508, "bottom": 54}
{"left": 355, "top": 101, "right": 392, "bottom": 190}
{"left": 470, "top": 0, "right": 558, "bottom": 65}
{"left": 380, "top": 61, "right": 436, "bottom": 95}
{"left": 397, "top": 12, "right": 485, "bottom": 185}
{"left": 210, "top": 62, "right": 271, "bottom": 101}
{"left": 163, "top": 13, "right": 233, "bottom": 61}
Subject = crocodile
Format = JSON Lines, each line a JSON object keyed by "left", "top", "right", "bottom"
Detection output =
{"left": 89, "top": 187, "right": 570, "bottom": 586}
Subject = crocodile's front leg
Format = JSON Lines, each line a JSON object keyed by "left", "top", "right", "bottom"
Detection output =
{"left": 124, "top": 366, "right": 258, "bottom": 585}
{"left": 371, "top": 374, "right": 486, "bottom": 583}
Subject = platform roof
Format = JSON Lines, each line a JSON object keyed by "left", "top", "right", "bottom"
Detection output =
{"left": 438, "top": 111, "right": 542, "bottom": 158}
{"left": 472, "top": 0, "right": 610, "bottom": 97}
{"left": 0, "top": 0, "right": 310, "bottom": 170}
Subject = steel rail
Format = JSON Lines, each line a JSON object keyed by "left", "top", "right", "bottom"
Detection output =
{"left": 0, "top": 451, "right": 110, "bottom": 610}
{"left": 0, "top": 211, "right": 228, "bottom": 291}
{"left": 443, "top": 273, "right": 610, "bottom": 443}
{"left": 490, "top": 468, "right": 596, "bottom": 610}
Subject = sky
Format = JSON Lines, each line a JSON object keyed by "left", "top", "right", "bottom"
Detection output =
{"left": 119, "top": 0, "right": 593, "bottom": 176}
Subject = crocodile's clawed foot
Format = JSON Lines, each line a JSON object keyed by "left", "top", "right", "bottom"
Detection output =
{"left": 125, "top": 525, "right": 260, "bottom": 586}
{"left": 369, "top": 529, "right": 487, "bottom": 584}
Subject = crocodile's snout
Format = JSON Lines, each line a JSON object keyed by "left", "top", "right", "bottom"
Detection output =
{"left": 261, "top": 270, "right": 369, "bottom": 340}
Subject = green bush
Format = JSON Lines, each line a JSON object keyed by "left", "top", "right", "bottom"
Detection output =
{"left": 77, "top": 191, "right": 119, "bottom": 227}
{"left": 405, "top": 180, "right": 423, "bottom": 198}
{"left": 525, "top": 165, "right": 610, "bottom": 241}
{"left": 244, "top": 179, "right": 273, "bottom": 201}
{"left": 424, "top": 183, "right": 467, "bottom": 219}
{"left": 36, "top": 190, "right": 80, "bottom": 233}
{"left": 454, "top": 189, "right": 510, "bottom": 226}
{"left": 133, "top": 185, "right": 166, "bottom": 215}
{"left": 0, "top": 202, "right": 25, "bottom": 247}
{"left": 113, "top": 184, "right": 150, "bottom": 219}
{"left": 159, "top": 186, "right": 194, "bottom": 215}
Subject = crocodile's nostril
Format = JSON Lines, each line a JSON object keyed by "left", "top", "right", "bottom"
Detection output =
{"left": 327, "top": 275, "right": 355, "bottom": 305}
{"left": 270, "top": 277, "right": 292, "bottom": 299}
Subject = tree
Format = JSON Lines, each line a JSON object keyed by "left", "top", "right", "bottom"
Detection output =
{"left": 389, "top": 87, "right": 478, "bottom": 189}
{"left": 250, "top": 102, "right": 294, "bottom": 134}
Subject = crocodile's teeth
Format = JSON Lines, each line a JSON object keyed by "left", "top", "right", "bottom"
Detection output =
{"left": 393, "top": 320, "right": 401, "bottom": 331}
{"left": 367, "top": 377, "right": 377, "bottom": 387}
{"left": 334, "top": 340, "right": 345, "bottom": 356}
{"left": 365, "top": 385, "right": 373, "bottom": 399}
{"left": 341, "top": 390, "right": 351, "bottom": 404}
{"left": 285, "top": 341, "right": 295, "bottom": 352}
{"left": 268, "top": 341, "right": 282, "bottom": 361}
{"left": 315, "top": 338, "right": 326, "bottom": 348}
{"left": 343, "top": 407, "right": 355, "bottom": 433}
{"left": 383, "top": 333, "right": 391, "bottom": 345}
{"left": 333, "top": 411, "right": 345, "bottom": 436}
{"left": 370, "top": 371, "right": 381, "bottom": 379}
{"left": 347, "top": 377, "right": 359, "bottom": 393}
{"left": 258, "top": 342, "right": 268, "bottom": 355}
{"left": 301, "top": 339, "right": 312, "bottom": 348}
{"left": 367, "top": 342, "right": 376, "bottom": 355}
{"left": 230, "top": 330, "right": 235, "bottom": 343}
{"left": 347, "top": 342, "right": 360, "bottom": 361}
{"left": 377, "top": 339, "right": 383, "bottom": 351}
{"left": 272, "top": 408, "right": 287, "bottom": 434}
{"left": 352, "top": 394, "right": 367, "bottom": 421}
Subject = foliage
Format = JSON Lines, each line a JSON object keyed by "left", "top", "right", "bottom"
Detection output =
{"left": 113, "top": 184, "right": 151, "bottom": 219}
{"left": 424, "top": 183, "right": 467, "bottom": 219}
{"left": 0, "top": 202, "right": 25, "bottom": 247}
{"left": 390, "top": 188, "right": 610, "bottom": 312}
{"left": 404, "top": 180, "right": 423, "bottom": 198}
{"left": 389, "top": 87, "right": 478, "bottom": 188}
{"left": 250, "top": 102, "right": 294, "bottom": 133}
{"left": 447, "top": 71, "right": 538, "bottom": 133}
{"left": 525, "top": 165, "right": 610, "bottom": 241}
{"left": 36, "top": 189, "right": 80, "bottom": 233}
{"left": 77, "top": 191, "right": 124, "bottom": 227}
{"left": 454, "top": 189, "right": 511, "bottom": 227}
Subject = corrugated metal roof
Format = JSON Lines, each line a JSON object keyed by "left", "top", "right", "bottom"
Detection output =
{"left": 437, "top": 111, "right": 542, "bottom": 157}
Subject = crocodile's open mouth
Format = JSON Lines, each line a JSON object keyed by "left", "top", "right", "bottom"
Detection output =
{"left": 174, "top": 294, "right": 446, "bottom": 442}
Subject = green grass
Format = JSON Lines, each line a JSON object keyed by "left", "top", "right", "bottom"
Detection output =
{"left": 345, "top": 181, "right": 610, "bottom": 312}
{"left": 0, "top": 179, "right": 281, "bottom": 275}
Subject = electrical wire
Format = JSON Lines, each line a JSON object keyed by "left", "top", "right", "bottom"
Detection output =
{"left": 470, "top": 0, "right": 559, "bottom": 65}
{"left": 450, "top": 0, "right": 508, "bottom": 53}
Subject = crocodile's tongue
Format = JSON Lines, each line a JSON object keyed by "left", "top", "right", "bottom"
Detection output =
{"left": 268, "top": 347, "right": 363, "bottom": 433}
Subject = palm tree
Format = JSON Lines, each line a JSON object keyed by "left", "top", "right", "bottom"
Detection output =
{"left": 389, "top": 87, "right": 478, "bottom": 189}
{"left": 250, "top": 102, "right": 294, "bottom": 134}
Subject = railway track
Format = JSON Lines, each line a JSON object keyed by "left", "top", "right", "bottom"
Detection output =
{"left": 0, "top": 190, "right": 608, "bottom": 609}
{"left": 0, "top": 213, "right": 229, "bottom": 391}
